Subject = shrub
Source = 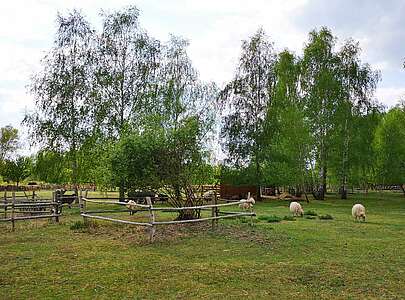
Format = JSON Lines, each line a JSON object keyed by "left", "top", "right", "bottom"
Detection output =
{"left": 258, "top": 215, "right": 282, "bottom": 223}
{"left": 70, "top": 221, "right": 89, "bottom": 231}
{"left": 283, "top": 216, "right": 296, "bottom": 221}
{"left": 318, "top": 214, "right": 333, "bottom": 220}
{"left": 305, "top": 210, "right": 318, "bottom": 216}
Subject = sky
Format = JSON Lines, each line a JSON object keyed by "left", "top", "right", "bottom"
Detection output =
{"left": 1, "top": 0, "right": 405, "bottom": 151}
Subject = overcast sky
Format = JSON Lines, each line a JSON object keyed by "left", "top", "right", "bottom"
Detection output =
{"left": 1, "top": 0, "right": 405, "bottom": 147}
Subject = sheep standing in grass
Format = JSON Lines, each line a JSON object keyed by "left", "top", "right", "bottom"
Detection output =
{"left": 126, "top": 200, "right": 138, "bottom": 215}
{"left": 352, "top": 204, "right": 366, "bottom": 221}
{"left": 289, "top": 201, "right": 304, "bottom": 217}
{"left": 239, "top": 196, "right": 255, "bottom": 210}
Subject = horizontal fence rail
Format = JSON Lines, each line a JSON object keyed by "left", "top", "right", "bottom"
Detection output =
{"left": 1, "top": 191, "right": 61, "bottom": 231}
{"left": 80, "top": 196, "right": 255, "bottom": 243}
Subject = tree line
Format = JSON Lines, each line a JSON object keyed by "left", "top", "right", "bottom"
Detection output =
{"left": 0, "top": 6, "right": 404, "bottom": 202}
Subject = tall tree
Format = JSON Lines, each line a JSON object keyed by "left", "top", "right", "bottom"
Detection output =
{"left": 333, "top": 39, "right": 380, "bottom": 198}
{"left": 110, "top": 35, "right": 217, "bottom": 219}
{"left": 262, "top": 50, "right": 311, "bottom": 196}
{"left": 301, "top": 28, "right": 346, "bottom": 199}
{"left": 1, "top": 156, "right": 32, "bottom": 187}
{"left": 94, "top": 6, "right": 160, "bottom": 200}
{"left": 374, "top": 104, "right": 405, "bottom": 196}
{"left": 24, "top": 10, "right": 95, "bottom": 194}
{"left": 0, "top": 125, "right": 19, "bottom": 161}
{"left": 220, "top": 28, "right": 276, "bottom": 199}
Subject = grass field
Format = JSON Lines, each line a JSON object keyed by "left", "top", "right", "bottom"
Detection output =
{"left": 1, "top": 191, "right": 405, "bottom": 299}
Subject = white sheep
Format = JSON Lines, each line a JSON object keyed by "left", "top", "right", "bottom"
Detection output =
{"left": 290, "top": 201, "right": 304, "bottom": 217}
{"left": 126, "top": 200, "right": 138, "bottom": 215}
{"left": 247, "top": 196, "right": 255, "bottom": 205}
{"left": 239, "top": 196, "right": 255, "bottom": 210}
{"left": 203, "top": 190, "right": 216, "bottom": 200}
{"left": 352, "top": 204, "right": 366, "bottom": 221}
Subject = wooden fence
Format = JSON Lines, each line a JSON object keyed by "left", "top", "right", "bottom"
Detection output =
{"left": 1, "top": 191, "right": 61, "bottom": 231}
{"left": 79, "top": 196, "right": 255, "bottom": 243}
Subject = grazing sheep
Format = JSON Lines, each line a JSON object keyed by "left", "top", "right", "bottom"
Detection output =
{"left": 126, "top": 200, "right": 138, "bottom": 215}
{"left": 247, "top": 196, "right": 255, "bottom": 205}
{"left": 289, "top": 201, "right": 304, "bottom": 217}
{"left": 239, "top": 196, "right": 255, "bottom": 210}
{"left": 352, "top": 204, "right": 366, "bottom": 221}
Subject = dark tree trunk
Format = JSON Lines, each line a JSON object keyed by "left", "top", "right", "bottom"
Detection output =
{"left": 119, "top": 180, "right": 125, "bottom": 202}
{"left": 339, "top": 186, "right": 347, "bottom": 199}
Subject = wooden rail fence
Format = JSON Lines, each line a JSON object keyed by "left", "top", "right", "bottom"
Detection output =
{"left": 79, "top": 196, "right": 255, "bottom": 243}
{"left": 1, "top": 191, "right": 61, "bottom": 231}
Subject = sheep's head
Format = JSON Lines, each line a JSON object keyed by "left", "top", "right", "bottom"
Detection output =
{"left": 299, "top": 208, "right": 304, "bottom": 216}
{"left": 247, "top": 197, "right": 255, "bottom": 204}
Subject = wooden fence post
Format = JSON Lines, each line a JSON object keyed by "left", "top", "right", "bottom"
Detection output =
{"left": 146, "top": 197, "right": 155, "bottom": 243}
{"left": 11, "top": 190, "right": 15, "bottom": 231}
{"left": 211, "top": 189, "right": 218, "bottom": 229}
{"left": 79, "top": 191, "right": 87, "bottom": 225}
{"left": 3, "top": 191, "right": 7, "bottom": 219}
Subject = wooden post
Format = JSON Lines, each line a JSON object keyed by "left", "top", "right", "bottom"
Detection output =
{"left": 52, "top": 191, "right": 59, "bottom": 223}
{"left": 146, "top": 197, "right": 155, "bottom": 243}
{"left": 11, "top": 190, "right": 15, "bottom": 231}
{"left": 79, "top": 190, "right": 87, "bottom": 225}
{"left": 212, "top": 187, "right": 218, "bottom": 229}
{"left": 3, "top": 191, "right": 7, "bottom": 219}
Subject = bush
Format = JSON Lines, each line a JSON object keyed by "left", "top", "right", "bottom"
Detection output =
{"left": 258, "top": 215, "right": 282, "bottom": 223}
{"left": 283, "top": 216, "right": 296, "bottom": 221}
{"left": 318, "top": 214, "right": 333, "bottom": 220}
{"left": 305, "top": 210, "right": 318, "bottom": 216}
{"left": 70, "top": 221, "right": 89, "bottom": 231}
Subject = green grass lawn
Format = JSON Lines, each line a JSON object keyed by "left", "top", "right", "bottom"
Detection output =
{"left": 1, "top": 191, "right": 404, "bottom": 299}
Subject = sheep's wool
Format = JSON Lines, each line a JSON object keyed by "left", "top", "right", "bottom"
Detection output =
{"left": 126, "top": 200, "right": 137, "bottom": 211}
{"left": 352, "top": 204, "right": 366, "bottom": 220}
{"left": 290, "top": 202, "right": 304, "bottom": 216}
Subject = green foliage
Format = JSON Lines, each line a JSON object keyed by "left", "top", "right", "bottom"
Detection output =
{"left": 24, "top": 10, "right": 95, "bottom": 191}
{"left": 283, "top": 215, "right": 296, "bottom": 221}
{"left": 258, "top": 215, "right": 282, "bottom": 223}
{"left": 70, "top": 220, "right": 89, "bottom": 231}
{"left": 220, "top": 28, "right": 276, "bottom": 186}
{"left": 283, "top": 216, "right": 297, "bottom": 221}
{"left": 32, "top": 150, "right": 70, "bottom": 184}
{"left": 0, "top": 125, "right": 19, "bottom": 161}
{"left": 318, "top": 214, "right": 334, "bottom": 220}
{"left": 374, "top": 105, "right": 405, "bottom": 186}
{"left": 0, "top": 156, "right": 32, "bottom": 186}
{"left": 305, "top": 210, "right": 318, "bottom": 216}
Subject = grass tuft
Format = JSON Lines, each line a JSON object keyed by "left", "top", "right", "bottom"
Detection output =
{"left": 283, "top": 215, "right": 296, "bottom": 221}
{"left": 258, "top": 215, "right": 282, "bottom": 223}
{"left": 70, "top": 220, "right": 89, "bottom": 231}
{"left": 305, "top": 210, "right": 318, "bottom": 216}
{"left": 318, "top": 214, "right": 334, "bottom": 220}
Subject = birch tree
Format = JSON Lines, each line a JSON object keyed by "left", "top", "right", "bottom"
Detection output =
{"left": 220, "top": 28, "right": 276, "bottom": 199}
{"left": 24, "top": 10, "right": 95, "bottom": 194}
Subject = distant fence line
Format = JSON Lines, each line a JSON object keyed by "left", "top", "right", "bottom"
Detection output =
{"left": 1, "top": 191, "right": 61, "bottom": 231}
{"left": 0, "top": 184, "right": 97, "bottom": 192}
{"left": 79, "top": 195, "right": 255, "bottom": 243}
